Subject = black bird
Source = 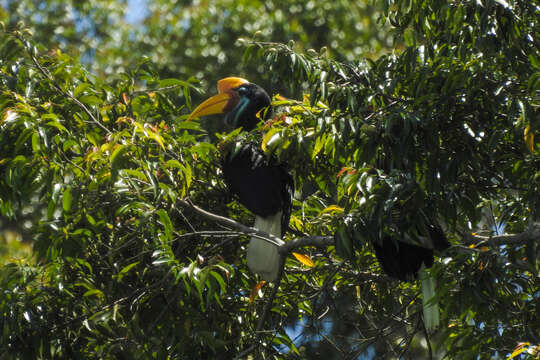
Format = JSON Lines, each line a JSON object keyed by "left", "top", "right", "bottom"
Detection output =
{"left": 372, "top": 216, "right": 449, "bottom": 331}
{"left": 187, "top": 77, "right": 293, "bottom": 282}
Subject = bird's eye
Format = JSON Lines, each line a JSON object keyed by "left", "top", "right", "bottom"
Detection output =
{"left": 237, "top": 86, "right": 248, "bottom": 96}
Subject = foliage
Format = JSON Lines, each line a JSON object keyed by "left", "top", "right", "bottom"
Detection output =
{"left": 0, "top": 0, "right": 392, "bottom": 93}
{"left": 1, "top": 0, "right": 539, "bottom": 359}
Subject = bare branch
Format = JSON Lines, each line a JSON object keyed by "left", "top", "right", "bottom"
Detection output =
{"left": 462, "top": 222, "right": 540, "bottom": 247}
{"left": 177, "top": 198, "right": 338, "bottom": 257}
{"left": 177, "top": 198, "right": 284, "bottom": 246}
{"left": 131, "top": 85, "right": 183, "bottom": 96}
{"left": 279, "top": 235, "right": 334, "bottom": 254}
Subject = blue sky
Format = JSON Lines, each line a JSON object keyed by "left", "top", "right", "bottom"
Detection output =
{"left": 125, "top": 0, "right": 148, "bottom": 23}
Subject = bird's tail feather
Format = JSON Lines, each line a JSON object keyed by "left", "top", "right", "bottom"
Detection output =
{"left": 419, "top": 264, "right": 440, "bottom": 332}
{"left": 247, "top": 212, "right": 284, "bottom": 282}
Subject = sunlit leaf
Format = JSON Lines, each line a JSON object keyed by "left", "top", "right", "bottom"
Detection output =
{"left": 524, "top": 125, "right": 534, "bottom": 153}
{"left": 116, "top": 262, "right": 139, "bottom": 282}
{"left": 319, "top": 205, "right": 344, "bottom": 215}
{"left": 62, "top": 186, "right": 72, "bottom": 212}
{"left": 156, "top": 209, "right": 173, "bottom": 242}
{"left": 249, "top": 281, "right": 266, "bottom": 303}
{"left": 508, "top": 342, "right": 530, "bottom": 359}
{"left": 292, "top": 252, "right": 315, "bottom": 267}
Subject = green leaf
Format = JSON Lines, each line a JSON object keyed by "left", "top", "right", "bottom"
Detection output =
{"left": 79, "top": 95, "right": 102, "bottom": 106}
{"left": 83, "top": 289, "right": 104, "bottom": 298}
{"left": 261, "top": 127, "right": 280, "bottom": 152}
{"left": 110, "top": 145, "right": 129, "bottom": 169}
{"left": 180, "top": 162, "right": 192, "bottom": 190}
{"left": 44, "top": 119, "right": 67, "bottom": 133}
{"left": 158, "top": 78, "right": 192, "bottom": 88}
{"left": 156, "top": 209, "right": 173, "bottom": 242}
{"left": 62, "top": 186, "right": 73, "bottom": 212}
{"left": 312, "top": 134, "right": 326, "bottom": 159}
{"left": 210, "top": 271, "right": 226, "bottom": 293}
{"left": 73, "top": 83, "right": 91, "bottom": 97}
{"left": 116, "top": 262, "right": 139, "bottom": 282}
{"left": 62, "top": 139, "right": 77, "bottom": 152}
{"left": 48, "top": 183, "right": 63, "bottom": 219}
{"left": 31, "top": 131, "right": 41, "bottom": 152}
{"left": 403, "top": 27, "right": 416, "bottom": 46}
{"left": 334, "top": 225, "right": 354, "bottom": 261}
{"left": 14, "top": 127, "right": 34, "bottom": 152}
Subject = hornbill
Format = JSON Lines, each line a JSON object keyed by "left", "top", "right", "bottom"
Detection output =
{"left": 372, "top": 215, "right": 449, "bottom": 332}
{"left": 187, "top": 77, "right": 293, "bottom": 282}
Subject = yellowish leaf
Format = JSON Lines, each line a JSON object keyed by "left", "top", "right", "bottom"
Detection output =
{"left": 524, "top": 125, "right": 535, "bottom": 153}
{"left": 261, "top": 127, "right": 280, "bottom": 152}
{"left": 319, "top": 205, "right": 344, "bottom": 215}
{"left": 249, "top": 281, "right": 266, "bottom": 303}
{"left": 508, "top": 342, "right": 530, "bottom": 359}
{"left": 292, "top": 252, "right": 314, "bottom": 267}
{"left": 2, "top": 109, "right": 18, "bottom": 123}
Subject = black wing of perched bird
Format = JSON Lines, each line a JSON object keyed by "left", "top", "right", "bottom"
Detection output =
{"left": 371, "top": 217, "right": 449, "bottom": 332}
{"left": 188, "top": 77, "right": 293, "bottom": 282}
{"left": 373, "top": 237, "right": 434, "bottom": 281}
{"left": 222, "top": 143, "right": 293, "bottom": 236}
{"left": 373, "top": 221, "right": 448, "bottom": 281}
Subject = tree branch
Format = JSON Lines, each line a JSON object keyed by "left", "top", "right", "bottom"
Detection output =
{"left": 279, "top": 235, "right": 334, "bottom": 254}
{"left": 177, "top": 198, "right": 339, "bottom": 256}
{"left": 462, "top": 222, "right": 540, "bottom": 247}
{"left": 177, "top": 198, "right": 284, "bottom": 246}
{"left": 178, "top": 199, "right": 337, "bottom": 359}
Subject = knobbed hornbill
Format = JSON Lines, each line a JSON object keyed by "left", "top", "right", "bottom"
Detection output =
{"left": 187, "top": 77, "right": 293, "bottom": 282}
{"left": 372, "top": 215, "right": 449, "bottom": 332}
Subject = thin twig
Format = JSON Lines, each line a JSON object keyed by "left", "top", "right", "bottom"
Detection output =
{"left": 172, "top": 203, "right": 197, "bottom": 233}
{"left": 256, "top": 267, "right": 283, "bottom": 332}
{"left": 131, "top": 85, "right": 183, "bottom": 96}
{"left": 364, "top": 100, "right": 401, "bottom": 122}
{"left": 233, "top": 258, "right": 285, "bottom": 360}
{"left": 178, "top": 198, "right": 340, "bottom": 255}
{"left": 233, "top": 344, "right": 257, "bottom": 360}
{"left": 398, "top": 314, "right": 423, "bottom": 359}
{"left": 178, "top": 198, "right": 284, "bottom": 246}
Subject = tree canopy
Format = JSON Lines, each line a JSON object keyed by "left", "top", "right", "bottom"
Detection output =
{"left": 0, "top": 0, "right": 538, "bottom": 359}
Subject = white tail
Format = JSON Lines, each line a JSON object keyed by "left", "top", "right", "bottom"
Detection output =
{"left": 419, "top": 264, "right": 440, "bottom": 332}
{"left": 247, "top": 212, "right": 284, "bottom": 282}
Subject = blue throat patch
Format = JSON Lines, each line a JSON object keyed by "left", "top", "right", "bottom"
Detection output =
{"left": 226, "top": 97, "right": 250, "bottom": 128}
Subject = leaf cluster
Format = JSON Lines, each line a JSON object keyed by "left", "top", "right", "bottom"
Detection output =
{"left": 0, "top": 0, "right": 539, "bottom": 359}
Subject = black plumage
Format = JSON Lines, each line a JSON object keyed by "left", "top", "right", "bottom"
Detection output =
{"left": 188, "top": 77, "right": 293, "bottom": 281}
{"left": 222, "top": 143, "right": 293, "bottom": 236}
{"left": 371, "top": 218, "right": 449, "bottom": 331}
{"left": 373, "top": 237, "right": 434, "bottom": 281}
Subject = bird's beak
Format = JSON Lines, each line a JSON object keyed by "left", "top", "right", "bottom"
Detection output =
{"left": 186, "top": 92, "right": 233, "bottom": 121}
{"left": 187, "top": 77, "right": 249, "bottom": 121}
